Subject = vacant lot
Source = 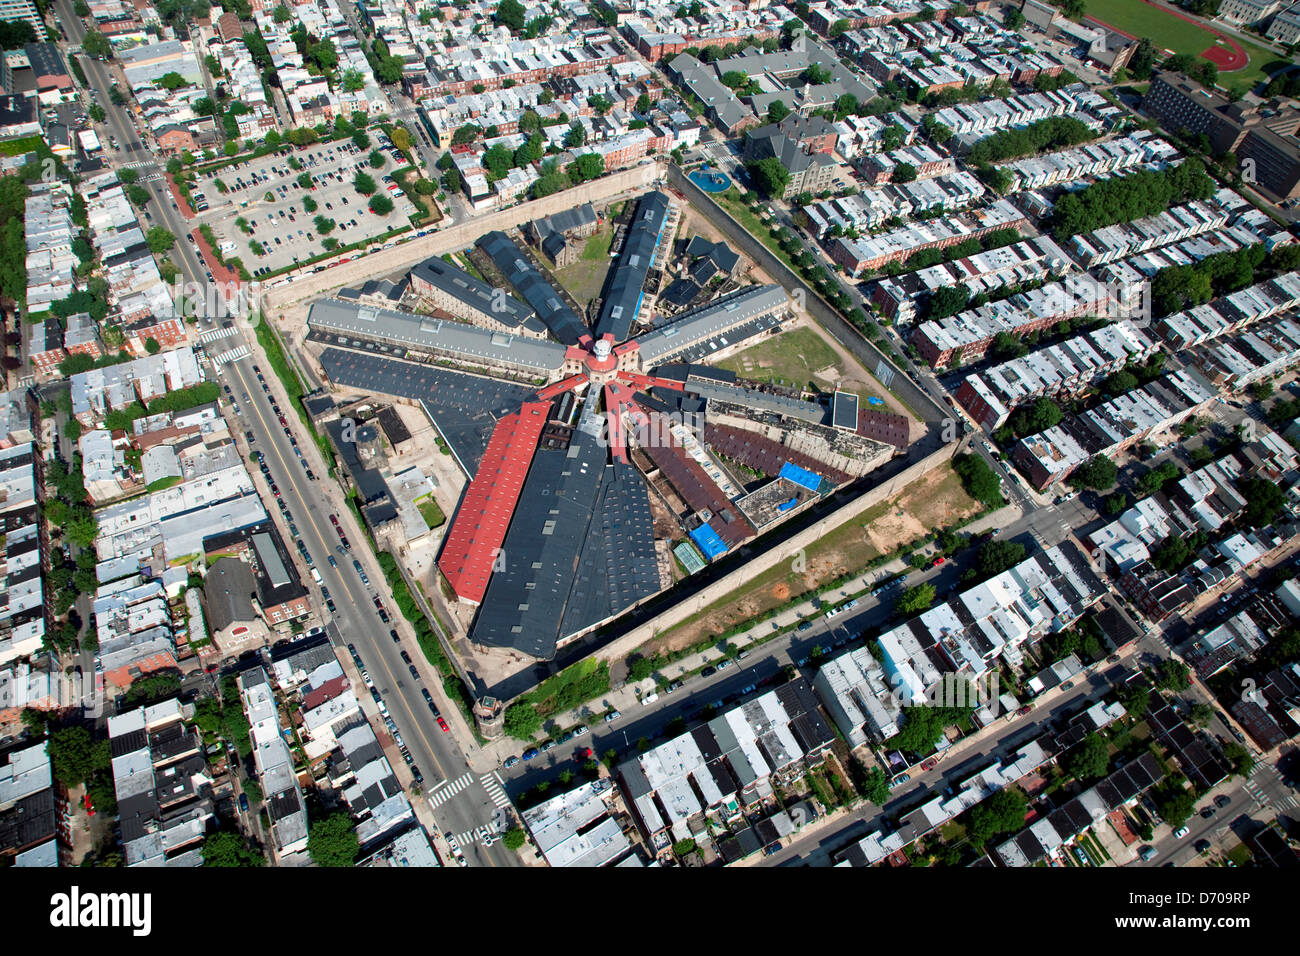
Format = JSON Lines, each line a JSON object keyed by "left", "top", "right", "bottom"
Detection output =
{"left": 646, "top": 462, "right": 981, "bottom": 655}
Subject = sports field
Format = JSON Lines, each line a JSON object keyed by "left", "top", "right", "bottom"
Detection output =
{"left": 1084, "top": 0, "right": 1217, "bottom": 56}
{"left": 1083, "top": 0, "right": 1281, "bottom": 90}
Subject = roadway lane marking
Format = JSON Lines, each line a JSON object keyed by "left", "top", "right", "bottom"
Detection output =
{"left": 428, "top": 771, "right": 472, "bottom": 795}
{"left": 429, "top": 774, "right": 475, "bottom": 808}
{"left": 480, "top": 773, "right": 511, "bottom": 810}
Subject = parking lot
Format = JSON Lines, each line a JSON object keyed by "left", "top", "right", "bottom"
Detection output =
{"left": 190, "top": 136, "right": 417, "bottom": 275}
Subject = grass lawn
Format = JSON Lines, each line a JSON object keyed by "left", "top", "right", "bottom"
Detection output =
{"left": 0, "top": 136, "right": 41, "bottom": 157}
{"left": 715, "top": 326, "right": 841, "bottom": 391}
{"left": 1086, "top": 0, "right": 1285, "bottom": 92}
{"left": 581, "top": 227, "right": 612, "bottom": 261}
{"left": 714, "top": 325, "right": 899, "bottom": 411}
{"left": 416, "top": 494, "right": 445, "bottom": 529}
{"left": 554, "top": 224, "right": 615, "bottom": 306}
{"left": 1084, "top": 0, "right": 1216, "bottom": 56}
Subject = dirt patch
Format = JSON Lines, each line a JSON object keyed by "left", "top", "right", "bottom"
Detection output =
{"left": 643, "top": 461, "right": 980, "bottom": 656}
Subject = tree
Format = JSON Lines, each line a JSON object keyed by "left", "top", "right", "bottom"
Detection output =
{"left": 313, "top": 215, "right": 335, "bottom": 235}
{"left": 451, "top": 124, "right": 481, "bottom": 146}
{"left": 145, "top": 226, "right": 175, "bottom": 255}
{"left": 1155, "top": 658, "right": 1190, "bottom": 693}
{"left": 972, "top": 540, "right": 1026, "bottom": 581}
{"left": 567, "top": 153, "right": 604, "bottom": 183}
{"left": 82, "top": 30, "right": 113, "bottom": 60}
{"left": 1155, "top": 782, "right": 1196, "bottom": 829}
{"left": 1102, "top": 369, "right": 1139, "bottom": 396}
{"left": 145, "top": 337, "right": 162, "bottom": 355}
{"left": 926, "top": 284, "right": 970, "bottom": 321}
{"left": 88, "top": 103, "right": 106, "bottom": 123}
{"left": 1069, "top": 456, "right": 1117, "bottom": 491}
{"left": 564, "top": 122, "right": 586, "bottom": 148}
{"left": 895, "top": 582, "right": 935, "bottom": 618}
{"left": 1064, "top": 732, "right": 1110, "bottom": 782}
{"left": 1222, "top": 741, "right": 1254, "bottom": 779}
{"left": 1006, "top": 7, "right": 1025, "bottom": 29}
{"left": 368, "top": 149, "right": 385, "bottom": 169}
{"left": 502, "top": 827, "right": 526, "bottom": 851}
{"left": 307, "top": 811, "right": 359, "bottom": 867}
{"left": 497, "top": 0, "right": 526, "bottom": 31}
{"left": 368, "top": 193, "right": 394, "bottom": 215}
{"left": 341, "top": 69, "right": 366, "bottom": 93}
{"left": 203, "top": 830, "right": 265, "bottom": 867}
{"left": 891, "top": 162, "right": 918, "bottom": 183}
{"left": 376, "top": 56, "right": 404, "bottom": 84}
{"left": 966, "top": 787, "right": 1028, "bottom": 848}
{"left": 442, "top": 167, "right": 462, "bottom": 192}
{"left": 158, "top": 71, "right": 187, "bottom": 91}
{"left": 1237, "top": 476, "right": 1285, "bottom": 528}
{"left": 352, "top": 129, "right": 370, "bottom": 150}
{"left": 953, "top": 453, "right": 1004, "bottom": 508}
{"left": 353, "top": 171, "right": 376, "bottom": 195}
{"left": 504, "top": 702, "right": 540, "bottom": 739}
{"left": 273, "top": 2, "right": 292, "bottom": 22}
{"left": 48, "top": 726, "right": 110, "bottom": 788}
{"left": 767, "top": 100, "right": 791, "bottom": 124}
{"left": 746, "top": 157, "right": 790, "bottom": 199}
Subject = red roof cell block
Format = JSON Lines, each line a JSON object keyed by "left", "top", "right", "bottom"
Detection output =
{"left": 616, "top": 370, "right": 686, "bottom": 392}
{"left": 438, "top": 401, "right": 550, "bottom": 604}
{"left": 535, "top": 374, "right": 587, "bottom": 402}
{"left": 603, "top": 381, "right": 642, "bottom": 464}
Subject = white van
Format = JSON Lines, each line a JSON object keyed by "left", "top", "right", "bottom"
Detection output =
{"left": 310, "top": 568, "right": 322, "bottom": 583}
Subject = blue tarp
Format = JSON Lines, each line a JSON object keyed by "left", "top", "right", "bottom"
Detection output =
{"left": 689, "top": 523, "right": 728, "bottom": 561}
{"left": 777, "top": 497, "right": 798, "bottom": 512}
{"left": 779, "top": 461, "right": 822, "bottom": 493}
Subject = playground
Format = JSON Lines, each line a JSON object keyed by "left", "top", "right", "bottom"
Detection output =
{"left": 688, "top": 166, "right": 732, "bottom": 193}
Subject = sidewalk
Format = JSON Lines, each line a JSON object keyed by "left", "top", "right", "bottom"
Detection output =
{"left": 476, "top": 501, "right": 1024, "bottom": 766}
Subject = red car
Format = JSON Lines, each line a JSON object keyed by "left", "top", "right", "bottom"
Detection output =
{"left": 437, "top": 717, "right": 450, "bottom": 732}
{"left": 932, "top": 556, "right": 945, "bottom": 567}
{"left": 575, "top": 747, "right": 594, "bottom": 761}
{"left": 920, "top": 758, "right": 938, "bottom": 772}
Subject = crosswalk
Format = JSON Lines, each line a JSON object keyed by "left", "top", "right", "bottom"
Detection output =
{"left": 200, "top": 325, "right": 238, "bottom": 344}
{"left": 211, "top": 345, "right": 250, "bottom": 366}
{"left": 427, "top": 772, "right": 473, "bottom": 808}
{"left": 450, "top": 824, "right": 501, "bottom": 849}
{"left": 481, "top": 771, "right": 511, "bottom": 810}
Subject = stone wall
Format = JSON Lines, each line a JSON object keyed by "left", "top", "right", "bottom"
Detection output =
{"left": 592, "top": 438, "right": 960, "bottom": 666}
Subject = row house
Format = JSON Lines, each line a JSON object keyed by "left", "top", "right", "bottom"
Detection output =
{"left": 1068, "top": 199, "right": 1229, "bottom": 268}
{"left": 1013, "top": 369, "right": 1218, "bottom": 490}
{"left": 870, "top": 234, "right": 1074, "bottom": 322}
{"left": 912, "top": 274, "right": 1116, "bottom": 367}
{"left": 956, "top": 319, "right": 1158, "bottom": 430}
{"left": 829, "top": 197, "right": 1027, "bottom": 277}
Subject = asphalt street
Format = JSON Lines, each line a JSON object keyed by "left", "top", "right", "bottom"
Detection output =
{"left": 57, "top": 3, "right": 519, "bottom": 862}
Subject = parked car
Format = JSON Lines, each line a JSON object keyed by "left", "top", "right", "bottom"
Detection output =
{"left": 797, "top": 621, "right": 813, "bottom": 631}
{"left": 1173, "top": 826, "right": 1190, "bottom": 839}
{"left": 1214, "top": 795, "right": 1231, "bottom": 809}
{"left": 521, "top": 747, "right": 539, "bottom": 761}
{"left": 604, "top": 710, "right": 621, "bottom": 723}
{"left": 503, "top": 755, "right": 520, "bottom": 769}
{"left": 700, "top": 666, "right": 717, "bottom": 677}
{"left": 1140, "top": 845, "right": 1159, "bottom": 862}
